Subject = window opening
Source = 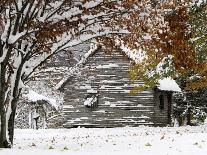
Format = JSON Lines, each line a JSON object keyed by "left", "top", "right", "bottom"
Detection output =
{"left": 159, "top": 94, "right": 164, "bottom": 110}
{"left": 84, "top": 93, "right": 98, "bottom": 108}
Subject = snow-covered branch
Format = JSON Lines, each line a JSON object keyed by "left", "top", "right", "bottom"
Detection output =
{"left": 55, "top": 43, "right": 100, "bottom": 90}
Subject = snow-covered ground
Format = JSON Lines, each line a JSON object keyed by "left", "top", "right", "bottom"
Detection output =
{"left": 1, "top": 126, "right": 207, "bottom": 155}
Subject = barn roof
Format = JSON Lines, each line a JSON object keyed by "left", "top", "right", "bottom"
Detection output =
{"left": 55, "top": 44, "right": 100, "bottom": 90}
{"left": 56, "top": 43, "right": 181, "bottom": 92}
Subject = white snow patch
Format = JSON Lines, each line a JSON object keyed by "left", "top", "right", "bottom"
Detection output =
{"left": 25, "top": 90, "right": 58, "bottom": 110}
{"left": 80, "top": 117, "right": 88, "bottom": 120}
{"left": 83, "top": 0, "right": 103, "bottom": 9}
{"left": 158, "top": 78, "right": 181, "bottom": 92}
{"left": 84, "top": 96, "right": 97, "bottom": 107}
{"left": 86, "top": 89, "right": 97, "bottom": 93}
{"left": 1, "top": 126, "right": 207, "bottom": 155}
{"left": 96, "top": 63, "right": 119, "bottom": 69}
{"left": 32, "top": 111, "right": 40, "bottom": 119}
{"left": 93, "top": 110, "right": 105, "bottom": 113}
{"left": 110, "top": 104, "right": 116, "bottom": 107}
{"left": 116, "top": 39, "right": 147, "bottom": 63}
{"left": 105, "top": 101, "right": 111, "bottom": 105}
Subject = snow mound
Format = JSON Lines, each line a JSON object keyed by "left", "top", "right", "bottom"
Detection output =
{"left": 26, "top": 90, "right": 58, "bottom": 110}
{"left": 158, "top": 78, "right": 181, "bottom": 92}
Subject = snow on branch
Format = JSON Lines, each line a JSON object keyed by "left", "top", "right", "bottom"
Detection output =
{"left": 116, "top": 40, "right": 147, "bottom": 64}
{"left": 55, "top": 43, "right": 100, "bottom": 90}
{"left": 24, "top": 90, "right": 59, "bottom": 110}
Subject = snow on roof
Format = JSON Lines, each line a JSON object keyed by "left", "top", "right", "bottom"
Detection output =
{"left": 78, "top": 44, "right": 99, "bottom": 65}
{"left": 55, "top": 43, "right": 99, "bottom": 90}
{"left": 25, "top": 90, "right": 58, "bottom": 110}
{"left": 158, "top": 78, "right": 181, "bottom": 92}
{"left": 119, "top": 43, "right": 147, "bottom": 64}
{"left": 87, "top": 89, "right": 98, "bottom": 93}
{"left": 96, "top": 63, "right": 119, "bottom": 69}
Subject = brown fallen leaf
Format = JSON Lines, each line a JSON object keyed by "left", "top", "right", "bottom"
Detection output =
{"left": 160, "top": 134, "right": 165, "bottom": 140}
{"left": 31, "top": 143, "right": 36, "bottom": 147}
{"left": 145, "top": 142, "right": 152, "bottom": 147}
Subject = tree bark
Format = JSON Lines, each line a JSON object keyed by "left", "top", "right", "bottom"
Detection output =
{"left": 0, "top": 99, "right": 18, "bottom": 148}
{"left": 8, "top": 100, "right": 17, "bottom": 145}
{"left": 187, "top": 107, "right": 191, "bottom": 125}
{"left": 0, "top": 108, "right": 10, "bottom": 148}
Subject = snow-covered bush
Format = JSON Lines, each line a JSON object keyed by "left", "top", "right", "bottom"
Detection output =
{"left": 173, "top": 89, "right": 207, "bottom": 126}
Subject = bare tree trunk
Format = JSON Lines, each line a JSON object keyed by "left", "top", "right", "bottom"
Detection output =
{"left": 0, "top": 107, "right": 10, "bottom": 148}
{"left": 8, "top": 99, "right": 17, "bottom": 145}
{"left": 187, "top": 107, "right": 191, "bottom": 125}
{"left": 0, "top": 100, "right": 18, "bottom": 148}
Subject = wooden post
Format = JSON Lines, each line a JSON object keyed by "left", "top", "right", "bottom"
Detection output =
{"left": 167, "top": 93, "right": 172, "bottom": 125}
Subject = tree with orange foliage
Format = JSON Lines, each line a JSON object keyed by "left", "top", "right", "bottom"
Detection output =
{"left": 124, "top": 1, "right": 207, "bottom": 91}
{"left": 173, "top": 1, "right": 207, "bottom": 126}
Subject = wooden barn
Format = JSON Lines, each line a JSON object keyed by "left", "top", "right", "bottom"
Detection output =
{"left": 60, "top": 45, "right": 181, "bottom": 128}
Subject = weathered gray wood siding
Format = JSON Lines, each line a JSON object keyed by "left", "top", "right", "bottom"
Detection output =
{"left": 63, "top": 49, "right": 171, "bottom": 128}
{"left": 154, "top": 90, "right": 173, "bottom": 126}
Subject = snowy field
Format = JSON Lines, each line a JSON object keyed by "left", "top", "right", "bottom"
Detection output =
{"left": 0, "top": 126, "right": 207, "bottom": 155}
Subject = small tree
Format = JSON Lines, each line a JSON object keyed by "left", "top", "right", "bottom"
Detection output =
{"left": 174, "top": 77, "right": 207, "bottom": 126}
